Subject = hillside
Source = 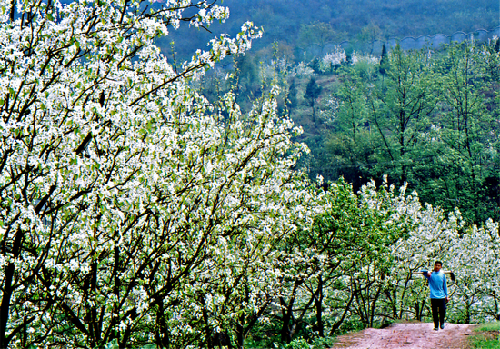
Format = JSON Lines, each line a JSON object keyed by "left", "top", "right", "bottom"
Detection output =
{"left": 161, "top": 0, "right": 499, "bottom": 58}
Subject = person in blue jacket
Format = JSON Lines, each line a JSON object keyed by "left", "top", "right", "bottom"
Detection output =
{"left": 423, "top": 261, "right": 449, "bottom": 330}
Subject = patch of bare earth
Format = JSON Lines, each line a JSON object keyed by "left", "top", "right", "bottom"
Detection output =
{"left": 331, "top": 322, "right": 476, "bottom": 349}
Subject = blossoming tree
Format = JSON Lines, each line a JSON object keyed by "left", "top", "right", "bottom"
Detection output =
{"left": 0, "top": 0, "right": 316, "bottom": 347}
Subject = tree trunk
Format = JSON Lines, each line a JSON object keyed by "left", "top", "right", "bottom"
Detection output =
{"left": 280, "top": 296, "right": 295, "bottom": 343}
{"left": 236, "top": 318, "right": 244, "bottom": 348}
{"left": 0, "top": 227, "right": 24, "bottom": 349}
{"left": 314, "top": 275, "right": 324, "bottom": 337}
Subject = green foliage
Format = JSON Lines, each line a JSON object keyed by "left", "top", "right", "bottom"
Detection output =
{"left": 286, "top": 78, "right": 298, "bottom": 111}
{"left": 471, "top": 322, "right": 500, "bottom": 348}
{"left": 103, "top": 340, "right": 119, "bottom": 349}
{"left": 274, "top": 337, "right": 312, "bottom": 349}
{"left": 334, "top": 318, "right": 365, "bottom": 334}
{"left": 379, "top": 44, "right": 388, "bottom": 75}
{"left": 475, "top": 322, "right": 500, "bottom": 332}
{"left": 101, "top": 340, "right": 157, "bottom": 349}
{"left": 304, "top": 78, "right": 322, "bottom": 105}
{"left": 273, "top": 336, "right": 336, "bottom": 349}
{"left": 303, "top": 76, "right": 322, "bottom": 124}
{"left": 471, "top": 338, "right": 500, "bottom": 349}
{"left": 319, "top": 41, "right": 500, "bottom": 224}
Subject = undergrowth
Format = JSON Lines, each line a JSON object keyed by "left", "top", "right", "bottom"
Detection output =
{"left": 470, "top": 322, "right": 500, "bottom": 349}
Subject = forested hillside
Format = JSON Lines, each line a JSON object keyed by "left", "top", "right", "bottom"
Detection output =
{"left": 195, "top": 36, "right": 500, "bottom": 225}
{"left": 161, "top": 0, "right": 500, "bottom": 225}
{"left": 303, "top": 42, "right": 500, "bottom": 225}
{"left": 161, "top": 0, "right": 499, "bottom": 58}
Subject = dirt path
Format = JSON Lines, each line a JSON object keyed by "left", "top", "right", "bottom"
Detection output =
{"left": 332, "top": 322, "right": 476, "bottom": 349}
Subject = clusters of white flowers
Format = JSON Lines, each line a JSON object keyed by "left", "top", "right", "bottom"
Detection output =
{"left": 320, "top": 46, "right": 346, "bottom": 72}
{"left": 319, "top": 97, "right": 340, "bottom": 124}
{"left": 1, "top": 1, "right": 498, "bottom": 346}
{"left": 351, "top": 52, "right": 380, "bottom": 65}
{"left": 445, "top": 219, "right": 500, "bottom": 322}
{"left": 0, "top": 0, "right": 309, "bottom": 347}
{"left": 291, "top": 62, "right": 314, "bottom": 77}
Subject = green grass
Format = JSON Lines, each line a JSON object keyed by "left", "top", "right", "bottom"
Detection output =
{"left": 475, "top": 323, "right": 500, "bottom": 332}
{"left": 470, "top": 322, "right": 500, "bottom": 349}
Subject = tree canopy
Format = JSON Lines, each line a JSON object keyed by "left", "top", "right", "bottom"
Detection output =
{"left": 0, "top": 1, "right": 499, "bottom": 348}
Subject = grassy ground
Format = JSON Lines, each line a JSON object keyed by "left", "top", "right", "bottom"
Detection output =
{"left": 469, "top": 322, "right": 500, "bottom": 349}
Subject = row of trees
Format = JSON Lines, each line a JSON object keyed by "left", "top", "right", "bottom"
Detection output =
{"left": 0, "top": 1, "right": 309, "bottom": 347}
{"left": 249, "top": 179, "right": 500, "bottom": 346}
{"left": 0, "top": 1, "right": 499, "bottom": 348}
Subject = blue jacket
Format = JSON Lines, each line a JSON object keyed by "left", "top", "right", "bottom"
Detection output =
{"left": 423, "top": 270, "right": 448, "bottom": 299}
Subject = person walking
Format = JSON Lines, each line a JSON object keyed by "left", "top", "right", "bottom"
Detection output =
{"left": 423, "top": 261, "right": 449, "bottom": 331}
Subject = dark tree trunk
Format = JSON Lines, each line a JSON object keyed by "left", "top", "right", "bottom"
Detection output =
{"left": 314, "top": 275, "right": 324, "bottom": 337}
{"left": 0, "top": 227, "right": 24, "bottom": 349}
{"left": 280, "top": 296, "right": 295, "bottom": 343}
{"left": 235, "top": 318, "right": 244, "bottom": 348}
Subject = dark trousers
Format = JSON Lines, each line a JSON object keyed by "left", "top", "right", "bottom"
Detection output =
{"left": 431, "top": 298, "right": 446, "bottom": 328}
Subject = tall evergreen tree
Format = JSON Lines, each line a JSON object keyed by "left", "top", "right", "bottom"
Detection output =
{"left": 379, "top": 43, "right": 388, "bottom": 75}
{"left": 305, "top": 77, "right": 322, "bottom": 124}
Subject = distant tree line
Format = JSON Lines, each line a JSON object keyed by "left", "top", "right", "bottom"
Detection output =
{"left": 160, "top": 0, "right": 499, "bottom": 61}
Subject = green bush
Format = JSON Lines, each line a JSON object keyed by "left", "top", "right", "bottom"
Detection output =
{"left": 273, "top": 336, "right": 336, "bottom": 349}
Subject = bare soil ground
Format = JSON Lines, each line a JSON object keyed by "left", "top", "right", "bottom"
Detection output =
{"left": 332, "top": 322, "right": 476, "bottom": 349}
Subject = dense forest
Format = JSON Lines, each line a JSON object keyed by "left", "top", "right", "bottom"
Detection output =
{"left": 293, "top": 41, "right": 500, "bottom": 225}
{"left": 0, "top": 1, "right": 499, "bottom": 348}
{"left": 161, "top": 0, "right": 499, "bottom": 59}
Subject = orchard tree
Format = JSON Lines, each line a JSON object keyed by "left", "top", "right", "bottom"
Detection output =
{"left": 268, "top": 179, "right": 358, "bottom": 343}
{"left": 381, "top": 190, "right": 463, "bottom": 323}
{"left": 445, "top": 219, "right": 500, "bottom": 323}
{"left": 0, "top": 1, "right": 316, "bottom": 348}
